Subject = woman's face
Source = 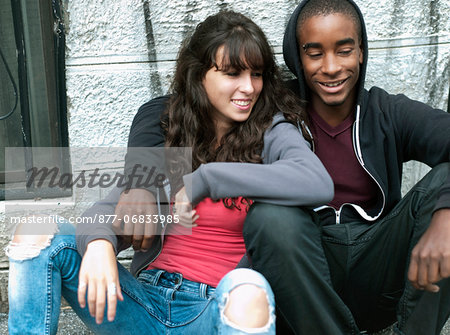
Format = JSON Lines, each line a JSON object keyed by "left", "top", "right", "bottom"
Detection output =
{"left": 202, "top": 46, "right": 263, "bottom": 134}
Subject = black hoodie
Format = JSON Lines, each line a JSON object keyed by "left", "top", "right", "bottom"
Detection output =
{"left": 282, "top": 0, "right": 450, "bottom": 222}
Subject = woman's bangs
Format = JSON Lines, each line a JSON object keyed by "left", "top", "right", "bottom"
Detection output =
{"left": 220, "top": 37, "right": 266, "bottom": 72}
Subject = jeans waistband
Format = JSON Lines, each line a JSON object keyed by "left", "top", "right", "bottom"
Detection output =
{"left": 140, "top": 269, "right": 216, "bottom": 299}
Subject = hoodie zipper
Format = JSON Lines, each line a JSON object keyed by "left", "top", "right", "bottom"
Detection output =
{"left": 313, "top": 105, "right": 386, "bottom": 224}
{"left": 351, "top": 105, "right": 386, "bottom": 222}
{"left": 336, "top": 209, "right": 341, "bottom": 224}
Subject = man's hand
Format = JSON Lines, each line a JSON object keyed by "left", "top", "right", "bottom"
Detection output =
{"left": 78, "top": 239, "right": 124, "bottom": 324}
{"left": 112, "top": 188, "right": 158, "bottom": 251}
{"left": 408, "top": 208, "right": 450, "bottom": 292}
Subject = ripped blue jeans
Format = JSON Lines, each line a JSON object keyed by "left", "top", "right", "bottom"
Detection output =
{"left": 7, "top": 223, "right": 275, "bottom": 335}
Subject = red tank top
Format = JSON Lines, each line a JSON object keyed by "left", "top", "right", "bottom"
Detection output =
{"left": 147, "top": 197, "right": 248, "bottom": 287}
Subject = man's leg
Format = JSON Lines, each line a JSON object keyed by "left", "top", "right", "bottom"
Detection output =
{"left": 395, "top": 163, "right": 450, "bottom": 335}
{"left": 333, "top": 163, "right": 450, "bottom": 334}
{"left": 243, "top": 204, "right": 360, "bottom": 335}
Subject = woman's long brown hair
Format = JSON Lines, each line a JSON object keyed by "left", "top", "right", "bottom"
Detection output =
{"left": 163, "top": 11, "right": 309, "bottom": 206}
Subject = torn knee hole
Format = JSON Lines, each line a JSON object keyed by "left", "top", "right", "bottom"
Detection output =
{"left": 6, "top": 236, "right": 54, "bottom": 260}
{"left": 223, "top": 284, "right": 271, "bottom": 329}
{"left": 6, "top": 217, "right": 58, "bottom": 260}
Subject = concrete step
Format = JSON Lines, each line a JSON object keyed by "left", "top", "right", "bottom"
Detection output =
{"left": 1, "top": 308, "right": 449, "bottom": 334}
{"left": 0, "top": 308, "right": 94, "bottom": 334}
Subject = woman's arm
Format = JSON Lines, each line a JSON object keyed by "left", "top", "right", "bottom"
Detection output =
{"left": 183, "top": 115, "right": 334, "bottom": 206}
{"left": 78, "top": 239, "right": 124, "bottom": 324}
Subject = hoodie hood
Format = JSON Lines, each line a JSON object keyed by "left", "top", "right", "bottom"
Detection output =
{"left": 283, "top": 0, "right": 369, "bottom": 106}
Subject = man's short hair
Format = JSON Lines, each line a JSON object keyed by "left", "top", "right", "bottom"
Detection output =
{"left": 297, "top": 0, "right": 362, "bottom": 42}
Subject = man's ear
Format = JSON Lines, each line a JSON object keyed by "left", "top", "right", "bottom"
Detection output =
{"left": 297, "top": 52, "right": 303, "bottom": 69}
{"left": 359, "top": 44, "right": 364, "bottom": 64}
{"left": 298, "top": 45, "right": 304, "bottom": 69}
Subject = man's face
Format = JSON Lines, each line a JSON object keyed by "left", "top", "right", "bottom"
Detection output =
{"left": 297, "top": 13, "right": 363, "bottom": 113}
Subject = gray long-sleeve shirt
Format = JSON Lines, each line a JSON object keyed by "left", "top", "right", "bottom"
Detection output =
{"left": 76, "top": 112, "right": 333, "bottom": 276}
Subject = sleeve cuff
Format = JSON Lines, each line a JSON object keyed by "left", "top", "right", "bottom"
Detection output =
{"left": 76, "top": 230, "right": 118, "bottom": 256}
{"left": 183, "top": 166, "right": 209, "bottom": 206}
{"left": 433, "top": 172, "right": 450, "bottom": 212}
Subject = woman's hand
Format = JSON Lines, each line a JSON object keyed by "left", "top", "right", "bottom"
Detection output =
{"left": 78, "top": 239, "right": 124, "bottom": 324}
{"left": 174, "top": 187, "right": 199, "bottom": 228}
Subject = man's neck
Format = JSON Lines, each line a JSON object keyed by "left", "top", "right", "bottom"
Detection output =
{"left": 310, "top": 96, "right": 356, "bottom": 128}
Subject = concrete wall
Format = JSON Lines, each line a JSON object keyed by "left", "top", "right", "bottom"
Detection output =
{"left": 63, "top": 0, "right": 449, "bottom": 191}
{"left": 0, "top": 0, "right": 449, "bottom": 329}
{"left": 64, "top": 0, "right": 449, "bottom": 145}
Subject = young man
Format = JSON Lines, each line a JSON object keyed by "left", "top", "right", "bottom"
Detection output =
{"left": 100, "top": 0, "right": 450, "bottom": 333}
{"left": 242, "top": 0, "right": 449, "bottom": 334}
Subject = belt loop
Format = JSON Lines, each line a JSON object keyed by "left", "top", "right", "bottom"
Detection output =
{"left": 199, "top": 283, "right": 207, "bottom": 298}
{"left": 173, "top": 273, "right": 183, "bottom": 289}
{"left": 152, "top": 270, "right": 164, "bottom": 286}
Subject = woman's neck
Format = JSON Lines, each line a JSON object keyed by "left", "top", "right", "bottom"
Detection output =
{"left": 214, "top": 121, "right": 231, "bottom": 146}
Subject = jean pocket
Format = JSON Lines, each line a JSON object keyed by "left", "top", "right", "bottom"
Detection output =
{"left": 165, "top": 290, "right": 213, "bottom": 327}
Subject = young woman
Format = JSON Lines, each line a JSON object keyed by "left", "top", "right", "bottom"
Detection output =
{"left": 7, "top": 11, "right": 333, "bottom": 334}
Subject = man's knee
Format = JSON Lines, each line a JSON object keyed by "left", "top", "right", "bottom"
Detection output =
{"left": 406, "top": 162, "right": 450, "bottom": 217}
{"left": 432, "top": 162, "right": 450, "bottom": 175}
{"left": 420, "top": 162, "right": 450, "bottom": 189}
{"left": 244, "top": 203, "right": 317, "bottom": 245}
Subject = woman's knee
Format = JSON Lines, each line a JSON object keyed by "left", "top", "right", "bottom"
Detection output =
{"left": 6, "top": 216, "right": 75, "bottom": 261}
{"left": 217, "top": 269, "right": 275, "bottom": 331}
{"left": 224, "top": 284, "right": 270, "bottom": 328}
